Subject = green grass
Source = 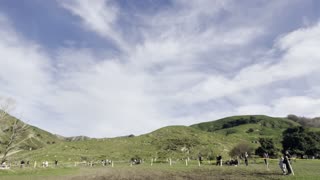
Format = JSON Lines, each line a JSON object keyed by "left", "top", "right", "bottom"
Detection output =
{"left": 1, "top": 159, "right": 319, "bottom": 180}
{"left": 0, "top": 167, "right": 79, "bottom": 180}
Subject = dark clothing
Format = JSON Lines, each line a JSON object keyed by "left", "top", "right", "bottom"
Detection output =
{"left": 216, "top": 156, "right": 222, "bottom": 166}
{"left": 284, "top": 152, "right": 292, "bottom": 175}
{"left": 198, "top": 154, "right": 203, "bottom": 164}
{"left": 244, "top": 157, "right": 248, "bottom": 166}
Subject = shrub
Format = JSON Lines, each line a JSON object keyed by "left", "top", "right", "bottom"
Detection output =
{"left": 225, "top": 129, "right": 237, "bottom": 136}
{"left": 229, "top": 142, "right": 254, "bottom": 157}
{"left": 246, "top": 128, "right": 254, "bottom": 133}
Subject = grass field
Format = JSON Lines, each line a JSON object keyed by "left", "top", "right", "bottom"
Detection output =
{"left": 1, "top": 159, "right": 319, "bottom": 180}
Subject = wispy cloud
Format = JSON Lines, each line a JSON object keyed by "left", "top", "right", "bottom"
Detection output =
{"left": 0, "top": 1, "right": 320, "bottom": 137}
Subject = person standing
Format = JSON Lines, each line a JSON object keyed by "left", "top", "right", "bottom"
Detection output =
{"left": 198, "top": 153, "right": 203, "bottom": 164}
{"left": 263, "top": 152, "right": 269, "bottom": 169}
{"left": 244, "top": 152, "right": 249, "bottom": 166}
{"left": 279, "top": 156, "right": 286, "bottom": 175}
{"left": 20, "top": 160, "right": 25, "bottom": 168}
{"left": 216, "top": 155, "right": 222, "bottom": 166}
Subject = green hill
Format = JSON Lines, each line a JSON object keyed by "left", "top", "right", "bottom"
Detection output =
{"left": 191, "top": 115, "right": 301, "bottom": 149}
{"left": 0, "top": 113, "right": 61, "bottom": 156}
{"left": 191, "top": 115, "right": 299, "bottom": 132}
{"left": 2, "top": 114, "right": 316, "bottom": 163}
{"left": 15, "top": 126, "right": 232, "bottom": 162}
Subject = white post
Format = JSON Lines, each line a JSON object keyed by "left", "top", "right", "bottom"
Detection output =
{"left": 198, "top": 160, "right": 201, "bottom": 167}
{"left": 185, "top": 159, "right": 188, "bottom": 166}
{"left": 112, "top": 161, "right": 114, "bottom": 167}
{"left": 169, "top": 158, "right": 172, "bottom": 166}
{"left": 34, "top": 161, "right": 37, "bottom": 168}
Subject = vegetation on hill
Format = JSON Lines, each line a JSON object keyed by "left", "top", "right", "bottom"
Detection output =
{"left": 1, "top": 114, "right": 320, "bottom": 164}
{"left": 191, "top": 115, "right": 299, "bottom": 132}
{"left": 282, "top": 126, "right": 320, "bottom": 158}
{"left": 287, "top": 114, "right": 320, "bottom": 128}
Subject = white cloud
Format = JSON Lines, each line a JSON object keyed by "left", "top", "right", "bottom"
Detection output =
{"left": 0, "top": 15, "right": 53, "bottom": 114}
{"left": 173, "top": 23, "right": 320, "bottom": 104}
{"left": 1, "top": 1, "right": 320, "bottom": 137}
{"left": 234, "top": 96, "right": 320, "bottom": 118}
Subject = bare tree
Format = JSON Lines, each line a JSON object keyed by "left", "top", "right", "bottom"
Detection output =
{"left": 0, "top": 97, "right": 28, "bottom": 164}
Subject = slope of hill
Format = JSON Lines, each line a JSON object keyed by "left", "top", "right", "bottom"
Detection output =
{"left": 0, "top": 113, "right": 61, "bottom": 154}
{"left": 15, "top": 126, "right": 234, "bottom": 162}
{"left": 191, "top": 115, "right": 299, "bottom": 132}
{"left": 4, "top": 114, "right": 317, "bottom": 163}
{"left": 191, "top": 115, "right": 300, "bottom": 145}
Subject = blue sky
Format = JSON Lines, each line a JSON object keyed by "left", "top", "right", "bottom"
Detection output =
{"left": 0, "top": 0, "right": 320, "bottom": 137}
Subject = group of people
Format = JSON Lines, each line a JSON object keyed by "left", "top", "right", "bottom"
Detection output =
{"left": 243, "top": 151, "right": 294, "bottom": 175}
{"left": 197, "top": 150, "right": 293, "bottom": 175}
{"left": 101, "top": 159, "right": 112, "bottom": 166}
{"left": 42, "top": 161, "right": 49, "bottom": 167}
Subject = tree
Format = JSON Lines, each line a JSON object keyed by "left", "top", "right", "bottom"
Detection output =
{"left": 282, "top": 127, "right": 320, "bottom": 158}
{"left": 255, "top": 138, "right": 279, "bottom": 157}
{"left": 0, "top": 97, "right": 28, "bottom": 163}
{"left": 229, "top": 142, "right": 254, "bottom": 157}
{"left": 287, "top": 114, "right": 320, "bottom": 128}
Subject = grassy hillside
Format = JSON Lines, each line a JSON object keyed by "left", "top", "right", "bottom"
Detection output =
{"left": 191, "top": 115, "right": 300, "bottom": 147}
{"left": 0, "top": 113, "right": 61, "bottom": 155}
{"left": 191, "top": 115, "right": 299, "bottom": 132}
{"left": 4, "top": 114, "right": 318, "bottom": 164}
{"left": 15, "top": 126, "right": 236, "bottom": 163}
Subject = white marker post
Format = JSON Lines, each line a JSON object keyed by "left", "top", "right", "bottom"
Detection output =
{"left": 169, "top": 158, "right": 172, "bottom": 166}
{"left": 185, "top": 159, "right": 188, "bottom": 166}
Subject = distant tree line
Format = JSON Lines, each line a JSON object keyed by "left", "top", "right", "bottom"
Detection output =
{"left": 222, "top": 116, "right": 259, "bottom": 129}
{"left": 287, "top": 114, "right": 320, "bottom": 128}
